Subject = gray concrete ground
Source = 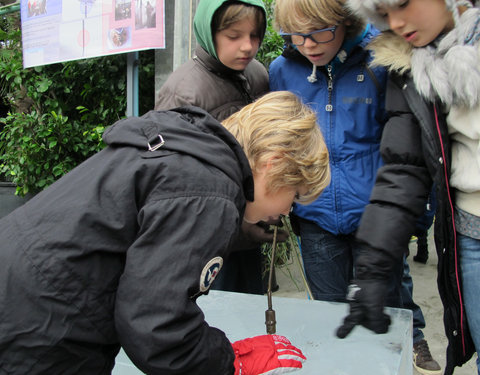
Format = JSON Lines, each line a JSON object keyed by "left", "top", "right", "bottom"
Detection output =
{"left": 272, "top": 229, "right": 478, "bottom": 374}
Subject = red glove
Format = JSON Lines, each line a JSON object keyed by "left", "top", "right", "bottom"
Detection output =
{"left": 232, "top": 334, "right": 306, "bottom": 375}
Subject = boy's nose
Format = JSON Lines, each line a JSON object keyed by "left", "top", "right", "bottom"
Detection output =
{"left": 388, "top": 12, "right": 406, "bottom": 32}
{"left": 241, "top": 37, "right": 254, "bottom": 51}
{"left": 303, "top": 36, "right": 317, "bottom": 48}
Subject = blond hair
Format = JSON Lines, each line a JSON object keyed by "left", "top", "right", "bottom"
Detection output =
{"left": 274, "top": 0, "right": 364, "bottom": 39}
{"left": 222, "top": 91, "right": 330, "bottom": 204}
{"left": 212, "top": 2, "right": 266, "bottom": 41}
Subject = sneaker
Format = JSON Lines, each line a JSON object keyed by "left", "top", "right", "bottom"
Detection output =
{"left": 413, "top": 339, "right": 442, "bottom": 375}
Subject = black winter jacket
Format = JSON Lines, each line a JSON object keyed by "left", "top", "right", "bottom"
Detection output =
{"left": 0, "top": 108, "right": 253, "bottom": 374}
{"left": 357, "top": 70, "right": 475, "bottom": 374}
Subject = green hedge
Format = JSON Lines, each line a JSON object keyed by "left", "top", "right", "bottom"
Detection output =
{"left": 0, "top": 13, "right": 154, "bottom": 195}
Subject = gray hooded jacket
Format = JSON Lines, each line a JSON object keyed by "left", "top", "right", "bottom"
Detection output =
{"left": 154, "top": 0, "right": 268, "bottom": 121}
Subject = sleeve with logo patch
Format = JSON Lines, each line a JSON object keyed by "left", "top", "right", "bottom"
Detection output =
{"left": 114, "top": 195, "right": 239, "bottom": 375}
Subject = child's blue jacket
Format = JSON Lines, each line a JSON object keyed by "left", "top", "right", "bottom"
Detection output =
{"left": 269, "top": 25, "right": 387, "bottom": 235}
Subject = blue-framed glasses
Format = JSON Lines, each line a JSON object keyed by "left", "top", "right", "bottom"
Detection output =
{"left": 280, "top": 26, "right": 337, "bottom": 46}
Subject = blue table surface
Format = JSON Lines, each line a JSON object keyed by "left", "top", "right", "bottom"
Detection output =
{"left": 113, "top": 290, "right": 413, "bottom": 375}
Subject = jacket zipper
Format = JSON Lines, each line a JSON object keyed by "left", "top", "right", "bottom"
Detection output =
{"left": 325, "top": 64, "right": 333, "bottom": 112}
{"left": 433, "top": 104, "right": 466, "bottom": 356}
{"left": 238, "top": 74, "right": 254, "bottom": 104}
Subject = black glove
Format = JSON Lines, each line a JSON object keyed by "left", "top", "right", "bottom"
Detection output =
{"left": 336, "top": 279, "right": 391, "bottom": 338}
{"left": 336, "top": 244, "right": 394, "bottom": 339}
{"left": 250, "top": 218, "right": 288, "bottom": 243}
{"left": 230, "top": 218, "right": 288, "bottom": 251}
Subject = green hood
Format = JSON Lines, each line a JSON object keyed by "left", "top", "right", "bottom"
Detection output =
{"left": 194, "top": 0, "right": 266, "bottom": 59}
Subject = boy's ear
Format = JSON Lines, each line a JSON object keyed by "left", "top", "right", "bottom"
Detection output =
{"left": 263, "top": 155, "right": 282, "bottom": 171}
{"left": 253, "top": 155, "right": 279, "bottom": 175}
{"left": 253, "top": 154, "right": 283, "bottom": 175}
{"left": 265, "top": 154, "right": 282, "bottom": 170}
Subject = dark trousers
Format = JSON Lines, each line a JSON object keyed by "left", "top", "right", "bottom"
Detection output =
{"left": 211, "top": 247, "right": 264, "bottom": 295}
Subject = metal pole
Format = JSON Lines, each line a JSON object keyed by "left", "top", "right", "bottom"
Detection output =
{"left": 126, "top": 51, "right": 139, "bottom": 117}
{"left": 0, "top": 2, "right": 20, "bottom": 15}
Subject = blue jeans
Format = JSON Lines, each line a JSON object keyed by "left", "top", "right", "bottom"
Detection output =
{"left": 298, "top": 219, "right": 402, "bottom": 307}
{"left": 458, "top": 233, "right": 480, "bottom": 374}
{"left": 401, "top": 257, "right": 425, "bottom": 344}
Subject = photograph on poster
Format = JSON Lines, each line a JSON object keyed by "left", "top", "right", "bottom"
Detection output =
{"left": 27, "top": 0, "right": 47, "bottom": 17}
{"left": 108, "top": 27, "right": 131, "bottom": 49}
{"left": 135, "top": 0, "right": 155, "bottom": 30}
{"left": 115, "top": 0, "right": 131, "bottom": 21}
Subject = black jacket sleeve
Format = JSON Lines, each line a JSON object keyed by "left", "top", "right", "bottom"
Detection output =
{"left": 356, "top": 75, "right": 433, "bottom": 267}
{"left": 114, "top": 194, "right": 239, "bottom": 375}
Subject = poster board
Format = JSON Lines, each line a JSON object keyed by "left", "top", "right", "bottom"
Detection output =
{"left": 20, "top": 0, "right": 165, "bottom": 68}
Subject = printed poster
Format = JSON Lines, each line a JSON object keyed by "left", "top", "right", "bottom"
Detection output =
{"left": 21, "top": 0, "right": 165, "bottom": 68}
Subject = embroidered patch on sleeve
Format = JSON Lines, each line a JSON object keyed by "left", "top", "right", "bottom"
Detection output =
{"left": 199, "top": 257, "right": 223, "bottom": 292}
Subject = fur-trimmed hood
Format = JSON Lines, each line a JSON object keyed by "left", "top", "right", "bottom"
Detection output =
{"left": 367, "top": 7, "right": 480, "bottom": 108}
{"left": 367, "top": 31, "right": 412, "bottom": 73}
{"left": 347, "top": 0, "right": 472, "bottom": 31}
{"left": 347, "top": 0, "right": 402, "bottom": 31}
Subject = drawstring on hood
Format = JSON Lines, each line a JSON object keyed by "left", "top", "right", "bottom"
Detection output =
{"left": 307, "top": 65, "right": 318, "bottom": 82}
{"left": 449, "top": 0, "right": 476, "bottom": 29}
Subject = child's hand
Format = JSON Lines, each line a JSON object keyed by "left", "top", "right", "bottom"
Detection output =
{"left": 242, "top": 219, "right": 288, "bottom": 244}
{"left": 232, "top": 334, "right": 306, "bottom": 375}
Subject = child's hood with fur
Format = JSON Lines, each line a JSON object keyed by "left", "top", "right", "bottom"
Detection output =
{"left": 346, "top": 0, "right": 472, "bottom": 31}
{"left": 347, "top": 0, "right": 403, "bottom": 30}
{"left": 365, "top": 6, "right": 480, "bottom": 108}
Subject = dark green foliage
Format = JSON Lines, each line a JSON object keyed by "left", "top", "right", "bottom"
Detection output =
{"left": 0, "top": 12, "right": 155, "bottom": 195}
{"left": 0, "top": 111, "right": 105, "bottom": 195}
{"left": 256, "top": 0, "right": 284, "bottom": 69}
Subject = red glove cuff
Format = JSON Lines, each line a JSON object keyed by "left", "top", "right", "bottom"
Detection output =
{"left": 232, "top": 334, "right": 306, "bottom": 375}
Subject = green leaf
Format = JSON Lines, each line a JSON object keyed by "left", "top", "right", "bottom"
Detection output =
{"left": 36, "top": 79, "right": 51, "bottom": 93}
{"left": 52, "top": 165, "right": 64, "bottom": 177}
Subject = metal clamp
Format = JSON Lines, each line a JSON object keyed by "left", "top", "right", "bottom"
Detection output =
{"left": 147, "top": 134, "right": 165, "bottom": 151}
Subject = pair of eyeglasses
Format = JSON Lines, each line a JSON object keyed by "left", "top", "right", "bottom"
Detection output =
{"left": 280, "top": 26, "right": 337, "bottom": 47}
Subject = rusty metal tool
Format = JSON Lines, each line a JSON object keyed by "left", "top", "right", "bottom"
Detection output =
{"left": 265, "top": 226, "right": 277, "bottom": 334}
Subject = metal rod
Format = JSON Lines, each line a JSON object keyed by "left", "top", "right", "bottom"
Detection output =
{"left": 265, "top": 226, "right": 277, "bottom": 334}
{"left": 0, "top": 2, "right": 20, "bottom": 15}
{"left": 293, "top": 237, "right": 314, "bottom": 300}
